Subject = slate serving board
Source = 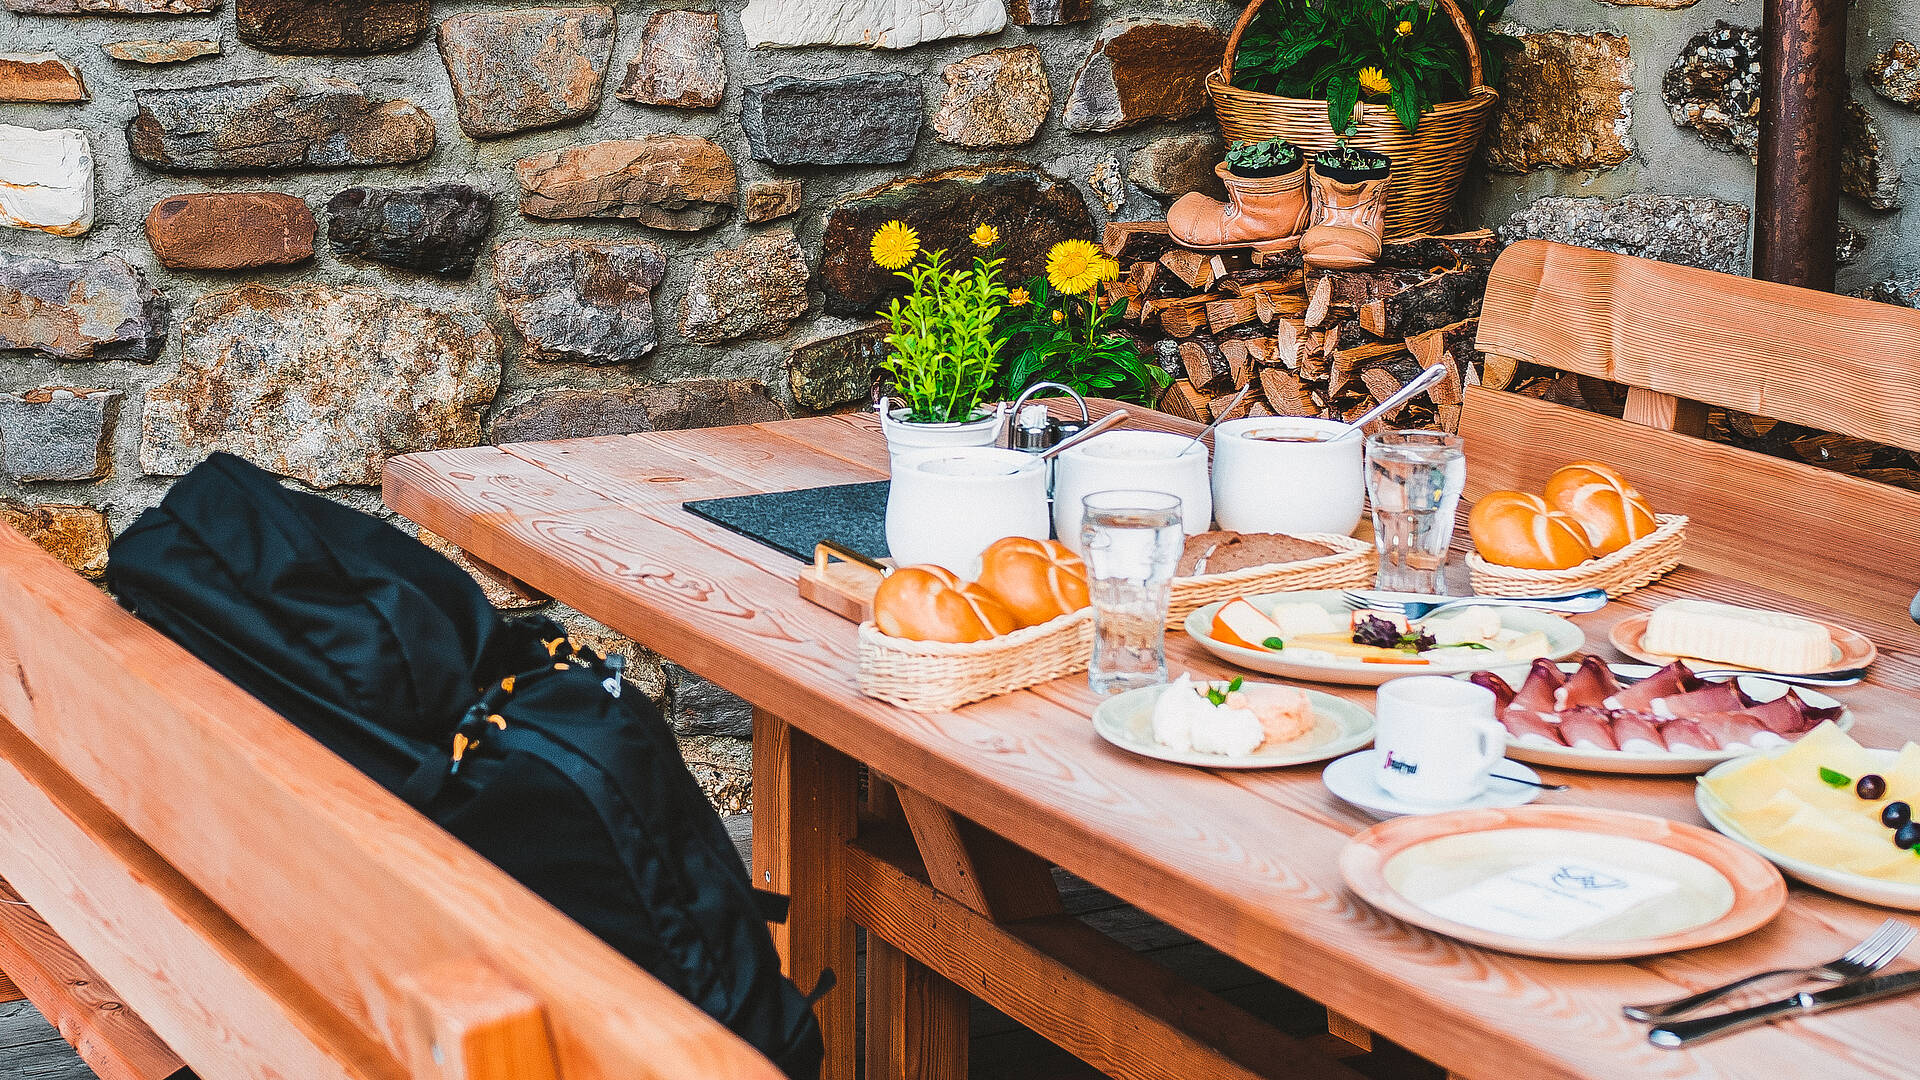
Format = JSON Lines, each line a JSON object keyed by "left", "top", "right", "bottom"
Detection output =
{"left": 683, "top": 481, "right": 890, "bottom": 564}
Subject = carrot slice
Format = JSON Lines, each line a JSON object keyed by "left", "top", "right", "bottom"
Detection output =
{"left": 1361, "top": 655, "right": 1431, "bottom": 665}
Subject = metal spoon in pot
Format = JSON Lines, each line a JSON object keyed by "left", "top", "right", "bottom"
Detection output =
{"left": 1328, "top": 364, "right": 1451, "bottom": 441}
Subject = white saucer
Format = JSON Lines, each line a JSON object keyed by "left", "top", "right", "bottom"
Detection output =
{"left": 1322, "top": 751, "right": 1543, "bottom": 819}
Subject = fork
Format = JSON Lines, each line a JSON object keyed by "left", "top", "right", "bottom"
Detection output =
{"left": 1340, "top": 589, "right": 1608, "bottom": 621}
{"left": 1622, "top": 918, "right": 1915, "bottom": 1022}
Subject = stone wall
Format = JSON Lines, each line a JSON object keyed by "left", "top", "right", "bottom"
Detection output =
{"left": 5, "top": 0, "right": 1918, "bottom": 810}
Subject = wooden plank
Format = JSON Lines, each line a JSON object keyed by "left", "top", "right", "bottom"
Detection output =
{"left": 0, "top": 523, "right": 784, "bottom": 1080}
{"left": 1477, "top": 238, "right": 1920, "bottom": 452}
{"left": 394, "top": 962, "right": 559, "bottom": 1080}
{"left": 0, "top": 881, "right": 184, "bottom": 1080}
{"left": 865, "top": 938, "right": 967, "bottom": 1080}
{"left": 1622, "top": 387, "right": 1710, "bottom": 437}
{"left": 895, "top": 788, "right": 1062, "bottom": 923}
{"left": 751, "top": 709, "right": 857, "bottom": 1080}
{"left": 1459, "top": 385, "right": 1920, "bottom": 639}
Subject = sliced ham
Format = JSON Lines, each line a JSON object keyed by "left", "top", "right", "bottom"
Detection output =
{"left": 1659, "top": 718, "right": 1720, "bottom": 752}
{"left": 1655, "top": 681, "right": 1754, "bottom": 719}
{"left": 1558, "top": 655, "right": 1621, "bottom": 710}
{"left": 1500, "top": 708, "right": 1565, "bottom": 746}
{"left": 1608, "top": 710, "right": 1666, "bottom": 753}
{"left": 1469, "top": 671, "right": 1517, "bottom": 710}
{"left": 1556, "top": 706, "right": 1619, "bottom": 751}
{"left": 1691, "top": 710, "right": 1783, "bottom": 750}
{"left": 1511, "top": 658, "right": 1565, "bottom": 714}
{"left": 1744, "top": 690, "right": 1842, "bottom": 736}
{"left": 1607, "top": 661, "right": 1704, "bottom": 712}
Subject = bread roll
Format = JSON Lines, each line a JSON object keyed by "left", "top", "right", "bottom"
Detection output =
{"left": 1468, "top": 491, "right": 1595, "bottom": 570}
{"left": 1544, "top": 461, "right": 1657, "bottom": 556}
{"left": 873, "top": 566, "right": 1019, "bottom": 643}
{"left": 976, "top": 537, "right": 1090, "bottom": 627}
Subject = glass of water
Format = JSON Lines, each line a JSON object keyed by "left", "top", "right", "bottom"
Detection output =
{"left": 1079, "top": 490, "right": 1183, "bottom": 694}
{"left": 1365, "top": 430, "right": 1467, "bottom": 594}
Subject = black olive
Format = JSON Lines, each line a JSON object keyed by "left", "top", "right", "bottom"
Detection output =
{"left": 1897, "top": 822, "right": 1920, "bottom": 851}
{"left": 1858, "top": 774, "right": 1888, "bottom": 800}
{"left": 1886, "top": 802, "right": 1914, "bottom": 829}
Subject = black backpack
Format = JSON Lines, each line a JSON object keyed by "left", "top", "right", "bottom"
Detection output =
{"left": 104, "top": 453, "right": 824, "bottom": 1079}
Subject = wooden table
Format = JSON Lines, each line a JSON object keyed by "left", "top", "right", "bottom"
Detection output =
{"left": 385, "top": 401, "right": 1920, "bottom": 1080}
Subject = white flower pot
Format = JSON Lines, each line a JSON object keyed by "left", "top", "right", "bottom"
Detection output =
{"left": 879, "top": 399, "right": 1006, "bottom": 471}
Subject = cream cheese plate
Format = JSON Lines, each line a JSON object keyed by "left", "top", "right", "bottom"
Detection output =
{"left": 1184, "top": 590, "right": 1584, "bottom": 688}
{"left": 1092, "top": 680, "right": 1375, "bottom": 769}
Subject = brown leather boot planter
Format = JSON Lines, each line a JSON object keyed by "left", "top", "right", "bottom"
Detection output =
{"left": 1300, "top": 145, "right": 1392, "bottom": 270}
{"left": 1167, "top": 138, "right": 1309, "bottom": 253}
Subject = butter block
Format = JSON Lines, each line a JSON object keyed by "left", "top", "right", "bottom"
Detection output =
{"left": 1641, "top": 599, "right": 1832, "bottom": 672}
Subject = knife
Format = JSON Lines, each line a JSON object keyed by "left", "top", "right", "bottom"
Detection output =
{"left": 1647, "top": 967, "right": 1920, "bottom": 1048}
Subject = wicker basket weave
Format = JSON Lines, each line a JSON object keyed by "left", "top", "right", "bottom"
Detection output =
{"left": 1467, "top": 514, "right": 1688, "bottom": 600}
{"left": 1166, "top": 532, "right": 1375, "bottom": 627}
{"left": 1207, "top": 0, "right": 1499, "bottom": 239}
{"left": 857, "top": 608, "right": 1094, "bottom": 712}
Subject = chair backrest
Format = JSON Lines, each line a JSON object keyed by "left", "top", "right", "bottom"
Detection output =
{"left": 0, "top": 524, "right": 783, "bottom": 1080}
{"left": 1466, "top": 239, "right": 1920, "bottom": 641}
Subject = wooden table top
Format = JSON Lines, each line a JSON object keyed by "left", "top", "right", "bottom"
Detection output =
{"left": 384, "top": 402, "right": 1920, "bottom": 1080}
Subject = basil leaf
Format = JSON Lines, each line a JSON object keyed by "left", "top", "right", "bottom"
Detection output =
{"left": 1227, "top": 676, "right": 1244, "bottom": 694}
{"left": 1819, "top": 766, "right": 1853, "bottom": 788}
{"left": 1262, "top": 636, "right": 1286, "bottom": 650}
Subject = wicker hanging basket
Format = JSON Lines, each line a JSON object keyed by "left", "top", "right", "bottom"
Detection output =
{"left": 1207, "top": 0, "right": 1500, "bottom": 239}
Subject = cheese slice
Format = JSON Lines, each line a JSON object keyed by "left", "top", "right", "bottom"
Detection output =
{"left": 1641, "top": 599, "right": 1832, "bottom": 672}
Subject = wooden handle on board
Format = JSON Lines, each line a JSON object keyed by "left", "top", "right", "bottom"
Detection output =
{"left": 1217, "top": 0, "right": 1488, "bottom": 96}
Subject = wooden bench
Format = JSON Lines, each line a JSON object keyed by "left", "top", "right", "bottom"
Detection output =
{"left": 1466, "top": 238, "right": 1920, "bottom": 641}
{"left": 0, "top": 523, "right": 786, "bottom": 1079}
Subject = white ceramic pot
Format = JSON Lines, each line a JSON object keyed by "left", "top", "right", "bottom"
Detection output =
{"left": 1211, "top": 416, "right": 1365, "bottom": 536}
{"left": 1052, "top": 430, "right": 1212, "bottom": 555}
{"left": 879, "top": 400, "right": 1006, "bottom": 471}
{"left": 885, "top": 447, "right": 1050, "bottom": 574}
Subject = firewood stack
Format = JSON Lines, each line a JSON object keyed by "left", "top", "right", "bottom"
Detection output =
{"left": 1100, "top": 222, "right": 1509, "bottom": 432}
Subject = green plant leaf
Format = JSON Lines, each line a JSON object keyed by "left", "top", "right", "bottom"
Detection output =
{"left": 1326, "top": 72, "right": 1361, "bottom": 134}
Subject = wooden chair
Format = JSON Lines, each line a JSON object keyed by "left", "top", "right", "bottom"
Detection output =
{"left": 0, "top": 524, "right": 785, "bottom": 1080}
{"left": 1463, "top": 238, "right": 1920, "bottom": 641}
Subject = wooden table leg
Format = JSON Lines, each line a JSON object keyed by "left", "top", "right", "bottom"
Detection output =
{"left": 751, "top": 709, "right": 857, "bottom": 1080}
{"left": 865, "top": 937, "right": 968, "bottom": 1080}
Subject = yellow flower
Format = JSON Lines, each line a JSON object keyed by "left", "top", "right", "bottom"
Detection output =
{"left": 1359, "top": 67, "right": 1392, "bottom": 96}
{"left": 969, "top": 223, "right": 1000, "bottom": 247}
{"left": 1095, "top": 256, "right": 1121, "bottom": 283}
{"left": 1045, "top": 238, "right": 1104, "bottom": 296}
{"left": 1396, "top": 19, "right": 1413, "bottom": 35}
{"left": 870, "top": 220, "right": 919, "bottom": 270}
{"left": 1008, "top": 286, "right": 1030, "bottom": 306}
{"left": 1051, "top": 309, "right": 1066, "bottom": 324}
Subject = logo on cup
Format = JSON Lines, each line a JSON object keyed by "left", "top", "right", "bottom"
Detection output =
{"left": 1382, "top": 751, "right": 1418, "bottom": 775}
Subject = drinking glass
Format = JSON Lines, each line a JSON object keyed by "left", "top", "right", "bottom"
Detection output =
{"left": 1365, "top": 430, "right": 1466, "bottom": 595}
{"left": 1079, "top": 490, "right": 1183, "bottom": 694}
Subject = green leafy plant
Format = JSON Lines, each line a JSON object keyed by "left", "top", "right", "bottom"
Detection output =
{"left": 1226, "top": 138, "right": 1303, "bottom": 177}
{"left": 994, "top": 276, "right": 1170, "bottom": 406}
{"left": 1232, "top": 0, "right": 1516, "bottom": 134}
{"left": 871, "top": 221, "right": 1010, "bottom": 424}
{"left": 1312, "top": 142, "right": 1392, "bottom": 177}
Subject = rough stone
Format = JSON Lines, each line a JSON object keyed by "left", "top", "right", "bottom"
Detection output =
{"left": 678, "top": 231, "right": 811, "bottom": 344}
{"left": 741, "top": 0, "right": 1005, "bottom": 50}
{"left": 743, "top": 73, "right": 920, "bottom": 166}
{"left": 1009, "top": 0, "right": 1091, "bottom": 25}
{"left": 1499, "top": 194, "right": 1750, "bottom": 275}
{"left": 678, "top": 733, "right": 750, "bottom": 814}
{"left": 145, "top": 192, "right": 316, "bottom": 270}
{"left": 616, "top": 9, "right": 724, "bottom": 109}
{"left": 1088, "top": 153, "right": 1127, "bottom": 214}
{"left": 0, "top": 388, "right": 119, "bottom": 482}
{"left": 488, "top": 381, "right": 786, "bottom": 443}
{"left": 1840, "top": 97, "right": 1901, "bottom": 211}
{"left": 820, "top": 163, "right": 1097, "bottom": 315}
{"left": 1486, "top": 31, "right": 1633, "bottom": 172}
{"left": 788, "top": 323, "right": 885, "bottom": 412}
{"left": 0, "top": 252, "right": 165, "bottom": 361}
{"left": 101, "top": 40, "right": 220, "bottom": 64}
{"left": 237, "top": 0, "right": 429, "bottom": 54}
{"left": 1835, "top": 221, "right": 1865, "bottom": 266}
{"left": 1664, "top": 23, "right": 1762, "bottom": 159}
{"left": 515, "top": 137, "right": 735, "bottom": 230}
{"left": 142, "top": 286, "right": 501, "bottom": 488}
{"left": 1128, "top": 133, "right": 1226, "bottom": 199}
{"left": 0, "top": 53, "right": 87, "bottom": 102}
{"left": 129, "top": 77, "right": 435, "bottom": 172}
{"left": 1860, "top": 276, "right": 1920, "bottom": 309}
{"left": 933, "top": 45, "right": 1050, "bottom": 148}
{"left": 1868, "top": 42, "right": 1920, "bottom": 110}
{"left": 0, "top": 502, "right": 108, "bottom": 578}
{"left": 1063, "top": 20, "right": 1226, "bottom": 133}
{"left": 666, "top": 662, "right": 750, "bottom": 738}
{"left": 326, "top": 184, "right": 494, "bottom": 277}
{"left": 418, "top": 529, "right": 548, "bottom": 610}
{"left": 0, "top": 126, "right": 91, "bottom": 236}
{"left": 744, "top": 179, "right": 803, "bottom": 224}
{"left": 437, "top": 7, "right": 615, "bottom": 139}
{"left": 492, "top": 238, "right": 666, "bottom": 364}
{"left": 5, "top": 0, "right": 214, "bottom": 12}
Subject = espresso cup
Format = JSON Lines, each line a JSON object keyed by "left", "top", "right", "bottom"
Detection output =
{"left": 1372, "top": 677, "right": 1506, "bottom": 806}
{"left": 1210, "top": 416, "right": 1365, "bottom": 536}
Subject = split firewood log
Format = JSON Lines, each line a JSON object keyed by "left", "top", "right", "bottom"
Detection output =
{"left": 1480, "top": 351, "right": 1518, "bottom": 392}
{"left": 1330, "top": 340, "right": 1409, "bottom": 367}
{"left": 1160, "top": 248, "right": 1216, "bottom": 290}
{"left": 1251, "top": 247, "right": 1306, "bottom": 272}
{"left": 1405, "top": 318, "right": 1478, "bottom": 408}
{"left": 1217, "top": 267, "right": 1305, "bottom": 296}
{"left": 1103, "top": 222, "right": 1174, "bottom": 261}
{"left": 1246, "top": 399, "right": 1275, "bottom": 418}
{"left": 1435, "top": 404, "right": 1463, "bottom": 431}
{"left": 1304, "top": 274, "right": 1335, "bottom": 329}
{"left": 1220, "top": 337, "right": 1256, "bottom": 389}
{"left": 1180, "top": 335, "right": 1233, "bottom": 392}
{"left": 1153, "top": 295, "right": 1218, "bottom": 338}
{"left": 1374, "top": 230, "right": 1501, "bottom": 271}
{"left": 1259, "top": 367, "right": 1320, "bottom": 416}
{"left": 1357, "top": 265, "right": 1491, "bottom": 338}
{"left": 1157, "top": 379, "right": 1213, "bottom": 423}
{"left": 1209, "top": 387, "right": 1261, "bottom": 422}
{"left": 1205, "top": 296, "right": 1260, "bottom": 334}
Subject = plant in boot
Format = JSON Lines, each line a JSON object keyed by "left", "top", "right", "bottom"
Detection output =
{"left": 1225, "top": 138, "right": 1303, "bottom": 179}
{"left": 1301, "top": 141, "right": 1393, "bottom": 270}
{"left": 1310, "top": 142, "right": 1392, "bottom": 184}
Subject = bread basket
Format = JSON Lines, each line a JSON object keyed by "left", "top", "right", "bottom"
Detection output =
{"left": 1467, "top": 514, "right": 1688, "bottom": 599}
{"left": 1166, "top": 532, "right": 1376, "bottom": 627}
{"left": 857, "top": 608, "right": 1094, "bottom": 712}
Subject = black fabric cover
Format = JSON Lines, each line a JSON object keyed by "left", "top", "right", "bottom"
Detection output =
{"left": 104, "top": 453, "right": 822, "bottom": 1079}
